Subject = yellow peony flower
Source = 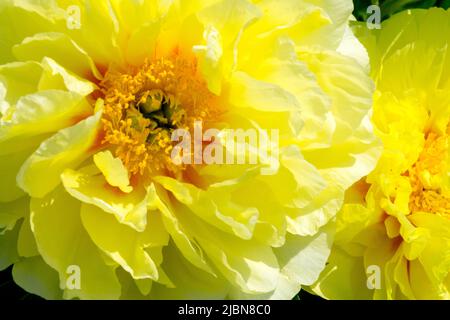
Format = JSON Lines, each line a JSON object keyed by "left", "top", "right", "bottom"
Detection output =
{"left": 313, "top": 8, "right": 450, "bottom": 300}
{"left": 0, "top": 0, "right": 379, "bottom": 299}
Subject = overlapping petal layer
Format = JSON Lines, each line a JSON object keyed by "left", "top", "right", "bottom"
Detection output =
{"left": 313, "top": 8, "right": 450, "bottom": 300}
{"left": 0, "top": 0, "right": 379, "bottom": 299}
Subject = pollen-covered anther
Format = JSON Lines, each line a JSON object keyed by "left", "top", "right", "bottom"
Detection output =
{"left": 99, "top": 51, "right": 221, "bottom": 176}
{"left": 408, "top": 130, "right": 450, "bottom": 218}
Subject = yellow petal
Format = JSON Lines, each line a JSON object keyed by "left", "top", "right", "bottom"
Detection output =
{"left": 150, "top": 244, "right": 229, "bottom": 300}
{"left": 311, "top": 247, "right": 372, "bottom": 300}
{"left": 154, "top": 175, "right": 259, "bottom": 240}
{"left": 0, "top": 221, "right": 20, "bottom": 270}
{"left": 17, "top": 111, "right": 102, "bottom": 198}
{"left": 0, "top": 197, "right": 27, "bottom": 231}
{"left": 94, "top": 150, "right": 132, "bottom": 193}
{"left": 12, "top": 256, "right": 62, "bottom": 299}
{"left": 81, "top": 203, "right": 168, "bottom": 280}
{"left": 13, "top": 32, "right": 102, "bottom": 79}
{"left": 61, "top": 165, "right": 148, "bottom": 232}
{"left": 17, "top": 213, "right": 39, "bottom": 258}
{"left": 149, "top": 185, "right": 215, "bottom": 275}
{"left": 30, "top": 186, "right": 121, "bottom": 299}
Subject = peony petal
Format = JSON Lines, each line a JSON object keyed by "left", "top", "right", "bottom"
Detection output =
{"left": 154, "top": 175, "right": 259, "bottom": 240}
{"left": 61, "top": 165, "right": 148, "bottom": 232}
{"left": 0, "top": 0, "right": 65, "bottom": 64}
{"left": 81, "top": 203, "right": 169, "bottom": 281}
{"left": 93, "top": 150, "right": 132, "bottom": 193}
{"left": 13, "top": 32, "right": 102, "bottom": 80}
{"left": 150, "top": 185, "right": 215, "bottom": 275}
{"left": 17, "top": 214, "right": 39, "bottom": 258}
{"left": 0, "top": 196, "right": 27, "bottom": 231}
{"left": 1, "top": 90, "right": 92, "bottom": 143}
{"left": 196, "top": 0, "right": 261, "bottom": 93}
{"left": 311, "top": 247, "right": 372, "bottom": 300}
{"left": 37, "top": 57, "right": 95, "bottom": 96}
{"left": 0, "top": 147, "right": 34, "bottom": 202}
{"left": 0, "top": 221, "right": 20, "bottom": 270}
{"left": 12, "top": 256, "right": 61, "bottom": 299}
{"left": 17, "top": 111, "right": 102, "bottom": 198}
{"left": 0, "top": 61, "right": 42, "bottom": 107}
{"left": 55, "top": 0, "right": 123, "bottom": 67}
{"left": 151, "top": 244, "right": 229, "bottom": 300}
{"left": 274, "top": 222, "right": 334, "bottom": 287}
{"left": 229, "top": 71, "right": 300, "bottom": 112}
{"left": 171, "top": 202, "right": 279, "bottom": 294}
{"left": 30, "top": 186, "right": 121, "bottom": 299}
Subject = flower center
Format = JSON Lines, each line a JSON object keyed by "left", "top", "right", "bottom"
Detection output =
{"left": 408, "top": 125, "right": 450, "bottom": 218}
{"left": 100, "top": 50, "right": 221, "bottom": 176}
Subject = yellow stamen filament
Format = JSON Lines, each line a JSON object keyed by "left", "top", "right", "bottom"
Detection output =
{"left": 408, "top": 127, "right": 450, "bottom": 218}
{"left": 100, "top": 50, "right": 222, "bottom": 176}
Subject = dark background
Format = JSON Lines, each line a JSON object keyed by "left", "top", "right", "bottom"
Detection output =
{"left": 1, "top": 0, "right": 449, "bottom": 301}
